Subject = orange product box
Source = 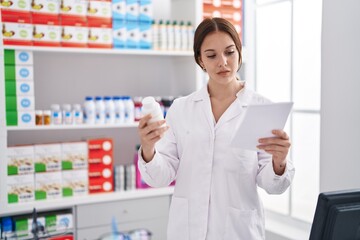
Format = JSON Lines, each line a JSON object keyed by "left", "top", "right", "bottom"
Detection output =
{"left": 88, "top": 138, "right": 113, "bottom": 152}
{"left": 1, "top": 21, "right": 33, "bottom": 46}
{"left": 87, "top": 0, "right": 112, "bottom": 27}
{"left": 1, "top": 0, "right": 32, "bottom": 22}
{"left": 88, "top": 177, "right": 113, "bottom": 193}
{"left": 31, "top": 0, "right": 60, "bottom": 25}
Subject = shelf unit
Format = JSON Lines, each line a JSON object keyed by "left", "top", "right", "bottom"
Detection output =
{"left": 0, "top": 0, "right": 203, "bottom": 218}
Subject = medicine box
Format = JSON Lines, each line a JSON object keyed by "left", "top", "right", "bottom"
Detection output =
{"left": 14, "top": 217, "right": 45, "bottom": 237}
{"left": 4, "top": 65, "right": 34, "bottom": 81}
{"left": 61, "top": 142, "right": 88, "bottom": 170}
{"left": 4, "top": 50, "right": 33, "bottom": 65}
{"left": 6, "top": 96, "right": 35, "bottom": 111}
{"left": 6, "top": 110, "right": 35, "bottom": 126}
{"left": 31, "top": 0, "right": 60, "bottom": 24}
{"left": 7, "top": 145, "right": 34, "bottom": 175}
{"left": 34, "top": 143, "right": 62, "bottom": 172}
{"left": 62, "top": 169, "right": 88, "bottom": 197}
{"left": 32, "top": 24, "right": 62, "bottom": 47}
{"left": 88, "top": 178, "right": 113, "bottom": 194}
{"left": 88, "top": 166, "right": 112, "bottom": 179}
{"left": 139, "top": 0, "right": 153, "bottom": 23}
{"left": 88, "top": 27, "right": 113, "bottom": 48}
{"left": 112, "top": 19, "right": 126, "bottom": 48}
{"left": 7, "top": 174, "right": 35, "bottom": 204}
{"left": 87, "top": 0, "right": 112, "bottom": 27}
{"left": 5, "top": 81, "right": 35, "bottom": 96}
{"left": 112, "top": 0, "right": 126, "bottom": 20}
{"left": 1, "top": 22, "right": 33, "bottom": 46}
{"left": 126, "top": 20, "right": 139, "bottom": 48}
{"left": 35, "top": 171, "right": 62, "bottom": 200}
{"left": 59, "top": 0, "right": 87, "bottom": 25}
{"left": 139, "top": 22, "right": 152, "bottom": 49}
{"left": 60, "top": 25, "right": 88, "bottom": 48}
{"left": 56, "top": 213, "right": 73, "bottom": 231}
{"left": 88, "top": 138, "right": 113, "bottom": 152}
{"left": 126, "top": 0, "right": 139, "bottom": 22}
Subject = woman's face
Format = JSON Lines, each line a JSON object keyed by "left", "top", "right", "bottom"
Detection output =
{"left": 199, "top": 31, "right": 240, "bottom": 85}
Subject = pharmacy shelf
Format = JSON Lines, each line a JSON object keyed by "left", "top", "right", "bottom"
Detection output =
{"left": 3, "top": 45, "right": 193, "bottom": 57}
{"left": 7, "top": 122, "right": 139, "bottom": 131}
{"left": 0, "top": 187, "right": 174, "bottom": 216}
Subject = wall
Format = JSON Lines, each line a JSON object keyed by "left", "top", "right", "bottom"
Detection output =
{"left": 320, "top": 0, "right": 360, "bottom": 192}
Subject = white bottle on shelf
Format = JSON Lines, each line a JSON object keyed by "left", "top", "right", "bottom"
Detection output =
{"left": 187, "top": 21, "right": 194, "bottom": 51}
{"left": 113, "top": 96, "right": 125, "bottom": 124}
{"left": 104, "top": 96, "right": 115, "bottom": 124}
{"left": 84, "top": 96, "right": 96, "bottom": 124}
{"left": 51, "top": 104, "right": 62, "bottom": 125}
{"left": 166, "top": 20, "right": 174, "bottom": 51}
{"left": 62, "top": 104, "right": 73, "bottom": 125}
{"left": 123, "top": 96, "right": 135, "bottom": 123}
{"left": 159, "top": 19, "right": 167, "bottom": 51}
{"left": 141, "top": 96, "right": 165, "bottom": 126}
{"left": 152, "top": 20, "right": 159, "bottom": 50}
{"left": 180, "top": 20, "right": 188, "bottom": 51}
{"left": 73, "top": 104, "right": 84, "bottom": 124}
{"left": 95, "top": 96, "right": 105, "bottom": 124}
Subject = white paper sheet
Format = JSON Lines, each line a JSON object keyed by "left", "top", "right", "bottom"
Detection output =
{"left": 230, "top": 102, "right": 293, "bottom": 152}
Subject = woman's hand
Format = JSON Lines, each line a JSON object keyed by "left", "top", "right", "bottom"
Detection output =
{"left": 257, "top": 129, "right": 291, "bottom": 175}
{"left": 138, "top": 114, "right": 169, "bottom": 162}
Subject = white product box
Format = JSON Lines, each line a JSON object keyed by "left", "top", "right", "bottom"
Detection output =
{"left": 16, "top": 81, "right": 34, "bottom": 96}
{"left": 31, "top": 0, "right": 60, "bottom": 15}
{"left": 59, "top": 0, "right": 87, "bottom": 17}
{"left": 7, "top": 145, "right": 34, "bottom": 175}
{"left": 0, "top": 0, "right": 31, "bottom": 11}
{"left": 1, "top": 22, "right": 33, "bottom": 45}
{"left": 12, "top": 66, "right": 34, "bottom": 81}
{"left": 13, "top": 51, "right": 34, "bottom": 65}
{"left": 17, "top": 111, "right": 36, "bottom": 126}
{"left": 32, "top": 24, "right": 62, "bottom": 44}
{"left": 88, "top": 27, "right": 113, "bottom": 45}
{"left": 139, "top": 0, "right": 153, "bottom": 23}
{"left": 62, "top": 169, "right": 88, "bottom": 197}
{"left": 139, "top": 22, "right": 152, "bottom": 49}
{"left": 60, "top": 26, "right": 88, "bottom": 46}
{"left": 7, "top": 174, "right": 35, "bottom": 204}
{"left": 34, "top": 143, "right": 62, "bottom": 172}
{"left": 35, "top": 172, "right": 62, "bottom": 200}
{"left": 61, "top": 142, "right": 88, "bottom": 170}
{"left": 8, "top": 96, "right": 35, "bottom": 111}
{"left": 112, "top": 19, "right": 126, "bottom": 48}
{"left": 56, "top": 213, "right": 73, "bottom": 231}
{"left": 87, "top": 1, "right": 112, "bottom": 19}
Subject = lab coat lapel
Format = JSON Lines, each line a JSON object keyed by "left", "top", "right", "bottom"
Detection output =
{"left": 193, "top": 86, "right": 215, "bottom": 134}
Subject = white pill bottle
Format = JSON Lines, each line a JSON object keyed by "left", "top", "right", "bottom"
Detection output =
{"left": 141, "top": 96, "right": 165, "bottom": 125}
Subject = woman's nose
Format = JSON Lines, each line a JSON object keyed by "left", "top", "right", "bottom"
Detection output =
{"left": 218, "top": 55, "right": 228, "bottom": 67}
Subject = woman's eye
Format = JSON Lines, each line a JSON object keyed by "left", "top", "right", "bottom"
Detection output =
{"left": 226, "top": 51, "right": 235, "bottom": 55}
{"left": 207, "top": 55, "right": 216, "bottom": 59}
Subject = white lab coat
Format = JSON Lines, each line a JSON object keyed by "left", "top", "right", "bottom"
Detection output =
{"left": 138, "top": 84, "right": 295, "bottom": 240}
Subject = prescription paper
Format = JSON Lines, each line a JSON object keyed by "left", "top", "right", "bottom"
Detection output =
{"left": 230, "top": 102, "right": 293, "bottom": 152}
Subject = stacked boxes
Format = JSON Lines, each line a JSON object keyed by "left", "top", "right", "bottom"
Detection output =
{"left": 203, "top": 0, "right": 243, "bottom": 40}
{"left": 61, "top": 142, "right": 88, "bottom": 197}
{"left": 87, "top": 138, "right": 114, "bottom": 193}
{"left": 4, "top": 49, "right": 35, "bottom": 126}
{"left": 112, "top": 0, "right": 152, "bottom": 49}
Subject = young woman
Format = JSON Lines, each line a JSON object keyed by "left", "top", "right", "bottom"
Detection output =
{"left": 137, "top": 17, "right": 295, "bottom": 240}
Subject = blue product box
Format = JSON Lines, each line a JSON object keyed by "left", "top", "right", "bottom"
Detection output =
{"left": 126, "top": 0, "right": 139, "bottom": 22}
{"left": 113, "top": 19, "right": 127, "bottom": 48}
{"left": 139, "top": 22, "right": 152, "bottom": 49}
{"left": 139, "top": 0, "right": 153, "bottom": 23}
{"left": 112, "top": 0, "right": 126, "bottom": 20}
{"left": 126, "top": 21, "right": 139, "bottom": 49}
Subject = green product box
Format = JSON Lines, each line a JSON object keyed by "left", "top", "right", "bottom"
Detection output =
{"left": 4, "top": 65, "right": 34, "bottom": 81}
{"left": 15, "top": 218, "right": 29, "bottom": 237}
{"left": 46, "top": 215, "right": 57, "bottom": 232}
{"left": 4, "top": 49, "right": 15, "bottom": 65}
{"left": 6, "top": 111, "right": 18, "bottom": 126}
{"left": 4, "top": 66, "right": 16, "bottom": 81}
{"left": 5, "top": 80, "right": 17, "bottom": 96}
{"left": 6, "top": 96, "right": 17, "bottom": 111}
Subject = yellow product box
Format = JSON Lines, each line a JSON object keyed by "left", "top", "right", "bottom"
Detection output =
{"left": 35, "top": 171, "right": 62, "bottom": 200}
{"left": 7, "top": 174, "right": 35, "bottom": 204}
{"left": 61, "top": 142, "right": 88, "bottom": 170}
{"left": 7, "top": 145, "right": 34, "bottom": 175}
{"left": 62, "top": 169, "right": 88, "bottom": 197}
{"left": 34, "top": 143, "right": 62, "bottom": 172}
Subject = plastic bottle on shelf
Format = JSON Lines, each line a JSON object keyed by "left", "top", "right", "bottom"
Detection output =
{"left": 159, "top": 19, "right": 167, "bottom": 51}
{"left": 180, "top": 20, "right": 188, "bottom": 51}
{"left": 187, "top": 21, "right": 194, "bottom": 51}
{"left": 166, "top": 19, "right": 174, "bottom": 51}
{"left": 43, "top": 110, "right": 51, "bottom": 125}
{"left": 123, "top": 96, "right": 135, "bottom": 123}
{"left": 62, "top": 104, "right": 73, "bottom": 125}
{"left": 84, "top": 96, "right": 96, "bottom": 124}
{"left": 104, "top": 96, "right": 115, "bottom": 124}
{"left": 95, "top": 96, "right": 105, "bottom": 124}
{"left": 51, "top": 104, "right": 62, "bottom": 125}
{"left": 133, "top": 96, "right": 143, "bottom": 122}
{"left": 113, "top": 96, "right": 125, "bottom": 124}
{"left": 141, "top": 96, "right": 165, "bottom": 126}
{"left": 152, "top": 20, "right": 159, "bottom": 50}
{"left": 174, "top": 20, "right": 181, "bottom": 51}
{"left": 73, "top": 104, "right": 84, "bottom": 124}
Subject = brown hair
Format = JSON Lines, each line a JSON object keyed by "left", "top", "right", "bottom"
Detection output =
{"left": 193, "top": 18, "right": 242, "bottom": 70}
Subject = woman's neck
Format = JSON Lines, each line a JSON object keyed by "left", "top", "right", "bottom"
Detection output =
{"left": 208, "top": 79, "right": 244, "bottom": 100}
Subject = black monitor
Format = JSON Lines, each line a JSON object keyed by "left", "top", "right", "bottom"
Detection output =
{"left": 309, "top": 189, "right": 360, "bottom": 240}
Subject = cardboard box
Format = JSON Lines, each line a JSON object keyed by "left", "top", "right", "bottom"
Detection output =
{"left": 6, "top": 96, "right": 35, "bottom": 111}
{"left": 60, "top": 25, "right": 88, "bottom": 48}
{"left": 59, "top": 0, "right": 87, "bottom": 25}
{"left": 88, "top": 167, "right": 112, "bottom": 179}
{"left": 5, "top": 81, "right": 34, "bottom": 96}
{"left": 87, "top": 138, "right": 113, "bottom": 152}
{"left": 1, "top": 22, "right": 33, "bottom": 46}
{"left": 35, "top": 172, "right": 62, "bottom": 200}
{"left": 6, "top": 110, "right": 36, "bottom": 126}
{"left": 87, "top": 1, "right": 112, "bottom": 27}
{"left": 7, "top": 145, "right": 34, "bottom": 175}
{"left": 112, "top": 0, "right": 126, "bottom": 20}
{"left": 7, "top": 174, "right": 35, "bottom": 203}
{"left": 32, "top": 24, "right": 62, "bottom": 47}
{"left": 112, "top": 19, "right": 126, "bottom": 48}
{"left": 139, "top": 0, "right": 152, "bottom": 23}
{"left": 62, "top": 169, "right": 88, "bottom": 197}
{"left": 87, "top": 27, "right": 113, "bottom": 48}
{"left": 0, "top": 0, "right": 32, "bottom": 22}
{"left": 31, "top": 0, "right": 60, "bottom": 24}
{"left": 139, "top": 21, "right": 151, "bottom": 49}
{"left": 88, "top": 177, "right": 113, "bottom": 194}
{"left": 125, "top": 20, "right": 139, "bottom": 48}
{"left": 61, "top": 142, "right": 88, "bottom": 170}
{"left": 125, "top": 0, "right": 139, "bottom": 22}
{"left": 34, "top": 143, "right": 62, "bottom": 172}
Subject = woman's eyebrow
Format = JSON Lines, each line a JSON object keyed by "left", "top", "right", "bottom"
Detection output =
{"left": 204, "top": 44, "right": 236, "bottom": 52}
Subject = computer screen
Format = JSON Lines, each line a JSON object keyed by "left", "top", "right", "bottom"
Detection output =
{"left": 309, "top": 189, "right": 360, "bottom": 240}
